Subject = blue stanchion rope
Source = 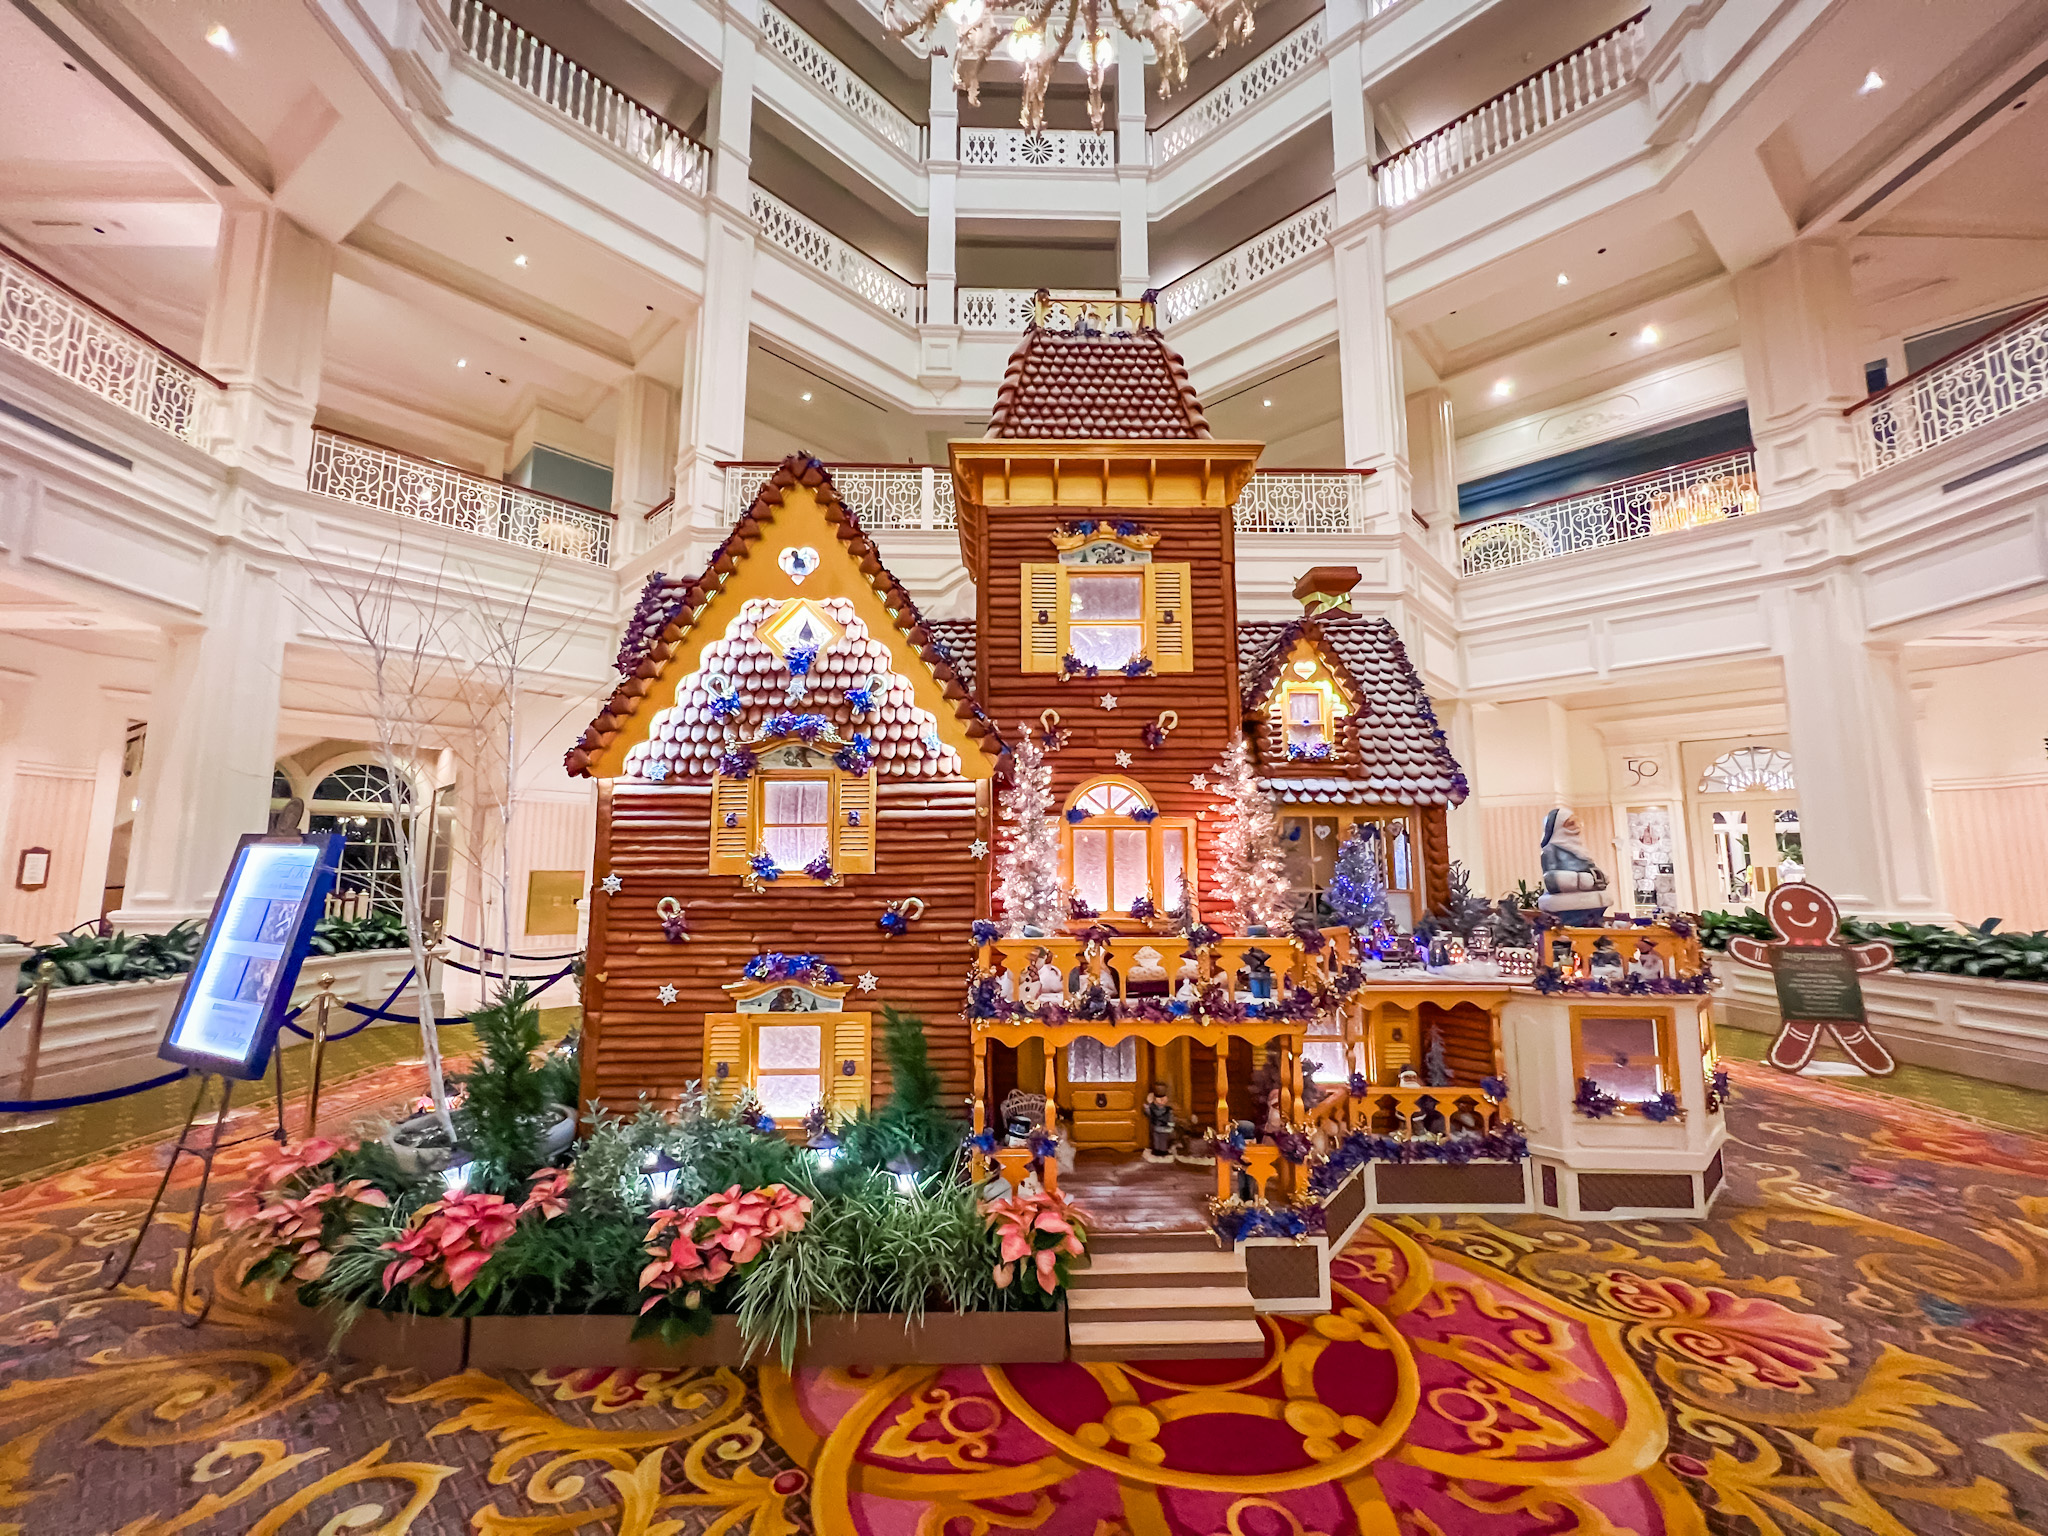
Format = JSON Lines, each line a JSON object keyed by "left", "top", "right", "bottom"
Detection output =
{"left": 445, "top": 936, "right": 583, "bottom": 963}
{"left": 0, "top": 992, "right": 27, "bottom": 1036}
{"left": 279, "top": 968, "right": 416, "bottom": 1041}
{"left": 0, "top": 1066, "right": 191, "bottom": 1113}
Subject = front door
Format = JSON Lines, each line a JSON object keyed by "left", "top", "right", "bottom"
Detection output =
{"left": 1058, "top": 1037, "right": 1143, "bottom": 1151}
{"left": 1694, "top": 798, "right": 1802, "bottom": 911}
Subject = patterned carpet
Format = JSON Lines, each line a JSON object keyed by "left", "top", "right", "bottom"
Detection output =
{"left": 3, "top": 1055, "right": 2045, "bottom": 1534}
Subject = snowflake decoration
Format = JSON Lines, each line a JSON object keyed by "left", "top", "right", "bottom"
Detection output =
{"left": 644, "top": 761, "right": 668, "bottom": 783}
{"left": 657, "top": 983, "right": 678, "bottom": 1006}
{"left": 1099, "top": 693, "right": 1119, "bottom": 711}
{"left": 1114, "top": 750, "right": 1133, "bottom": 767}
{"left": 600, "top": 873, "right": 622, "bottom": 895}
{"left": 1190, "top": 774, "right": 1208, "bottom": 791}
{"left": 970, "top": 839, "right": 989, "bottom": 860}
{"left": 857, "top": 971, "right": 879, "bottom": 993}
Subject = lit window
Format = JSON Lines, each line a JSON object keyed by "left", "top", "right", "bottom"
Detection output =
{"left": 1076, "top": 781, "right": 1147, "bottom": 817}
{"left": 754, "top": 1022, "right": 824, "bottom": 1121}
{"left": 1576, "top": 1013, "right": 1668, "bottom": 1102}
{"left": 1286, "top": 688, "right": 1328, "bottom": 750}
{"left": 1063, "top": 778, "right": 1195, "bottom": 919}
{"left": 1067, "top": 573, "right": 1144, "bottom": 668}
{"left": 1067, "top": 1037, "right": 1137, "bottom": 1083}
{"left": 761, "top": 779, "right": 830, "bottom": 869}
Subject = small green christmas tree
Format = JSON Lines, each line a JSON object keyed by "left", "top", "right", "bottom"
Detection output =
{"left": 1433, "top": 859, "right": 1493, "bottom": 939}
{"left": 836, "top": 1008, "right": 962, "bottom": 1176}
{"left": 452, "top": 981, "right": 553, "bottom": 1194}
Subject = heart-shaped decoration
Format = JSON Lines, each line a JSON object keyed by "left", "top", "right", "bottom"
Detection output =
{"left": 1292, "top": 659, "right": 1316, "bottom": 679}
{"left": 779, "top": 545, "right": 820, "bottom": 584}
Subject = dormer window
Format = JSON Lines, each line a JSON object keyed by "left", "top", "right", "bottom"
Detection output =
{"left": 1284, "top": 687, "right": 1330, "bottom": 752}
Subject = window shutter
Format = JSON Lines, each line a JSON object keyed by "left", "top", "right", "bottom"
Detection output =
{"left": 1021, "top": 564, "right": 1063, "bottom": 672}
{"left": 704, "top": 1015, "right": 750, "bottom": 1107}
{"left": 1147, "top": 563, "right": 1192, "bottom": 671}
{"left": 709, "top": 776, "right": 753, "bottom": 874}
{"left": 827, "top": 1012, "right": 872, "bottom": 1116}
{"left": 835, "top": 771, "right": 877, "bottom": 873}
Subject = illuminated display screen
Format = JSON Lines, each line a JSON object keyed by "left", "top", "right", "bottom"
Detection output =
{"left": 159, "top": 834, "right": 341, "bottom": 1080}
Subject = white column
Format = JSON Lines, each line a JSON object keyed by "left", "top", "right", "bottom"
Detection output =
{"left": 1777, "top": 574, "right": 1950, "bottom": 923}
{"left": 1441, "top": 697, "right": 1485, "bottom": 892}
{"left": 200, "top": 203, "right": 334, "bottom": 483}
{"left": 920, "top": 23, "right": 963, "bottom": 391}
{"left": 111, "top": 555, "right": 289, "bottom": 930}
{"left": 1734, "top": 242, "right": 1864, "bottom": 508}
{"left": 1405, "top": 386, "right": 1457, "bottom": 564}
{"left": 1116, "top": 35, "right": 1149, "bottom": 297}
{"left": 612, "top": 374, "right": 679, "bottom": 522}
{"left": 677, "top": 3, "right": 760, "bottom": 541}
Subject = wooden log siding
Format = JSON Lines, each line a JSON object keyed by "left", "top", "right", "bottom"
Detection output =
{"left": 581, "top": 779, "right": 987, "bottom": 1115}
{"left": 977, "top": 505, "right": 1242, "bottom": 920}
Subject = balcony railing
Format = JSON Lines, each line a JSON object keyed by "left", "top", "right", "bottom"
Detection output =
{"left": 1150, "top": 15, "right": 1324, "bottom": 167}
{"left": 309, "top": 429, "right": 615, "bottom": 564}
{"left": 1373, "top": 9, "right": 1646, "bottom": 207}
{"left": 1457, "top": 449, "right": 1758, "bottom": 576}
{"left": 0, "top": 242, "right": 219, "bottom": 445}
{"left": 450, "top": 0, "right": 710, "bottom": 195}
{"left": 749, "top": 186, "right": 925, "bottom": 324}
{"left": 957, "top": 287, "right": 1117, "bottom": 331}
{"left": 1847, "top": 302, "right": 2048, "bottom": 475}
{"left": 716, "top": 461, "right": 1371, "bottom": 534}
{"left": 761, "top": 5, "right": 926, "bottom": 160}
{"left": 1159, "top": 195, "right": 1335, "bottom": 326}
{"left": 959, "top": 128, "right": 1115, "bottom": 170}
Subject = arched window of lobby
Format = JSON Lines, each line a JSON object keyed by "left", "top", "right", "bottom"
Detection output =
{"left": 1694, "top": 748, "right": 1801, "bottom": 908}
{"left": 1697, "top": 747, "right": 1796, "bottom": 794}
{"left": 307, "top": 762, "right": 417, "bottom": 917}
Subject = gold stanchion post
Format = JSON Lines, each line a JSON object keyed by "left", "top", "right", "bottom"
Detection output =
{"left": 0, "top": 962, "right": 59, "bottom": 1133}
{"left": 303, "top": 973, "right": 335, "bottom": 1137}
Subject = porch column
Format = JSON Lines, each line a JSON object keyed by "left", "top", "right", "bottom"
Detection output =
{"left": 612, "top": 374, "right": 679, "bottom": 528}
{"left": 200, "top": 203, "right": 334, "bottom": 483}
{"left": 1777, "top": 573, "right": 1950, "bottom": 923}
{"left": 111, "top": 554, "right": 289, "bottom": 930}
{"left": 1734, "top": 242, "right": 1864, "bottom": 509}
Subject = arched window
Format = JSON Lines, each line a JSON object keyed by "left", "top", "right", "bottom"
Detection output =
{"left": 1063, "top": 777, "right": 1194, "bottom": 919}
{"left": 1697, "top": 747, "right": 1795, "bottom": 793}
{"left": 308, "top": 761, "right": 419, "bottom": 916}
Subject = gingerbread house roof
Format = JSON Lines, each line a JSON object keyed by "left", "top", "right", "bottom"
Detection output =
{"left": 928, "top": 618, "right": 977, "bottom": 692}
{"left": 1239, "top": 616, "right": 1368, "bottom": 717}
{"left": 985, "top": 325, "right": 1211, "bottom": 440}
{"left": 568, "top": 455, "right": 1002, "bottom": 778}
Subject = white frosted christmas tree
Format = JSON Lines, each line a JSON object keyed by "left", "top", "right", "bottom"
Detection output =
{"left": 993, "top": 723, "right": 1067, "bottom": 935}
{"left": 1209, "top": 736, "right": 1295, "bottom": 933}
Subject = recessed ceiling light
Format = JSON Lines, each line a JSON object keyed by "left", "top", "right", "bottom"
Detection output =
{"left": 1491, "top": 379, "right": 1513, "bottom": 399}
{"left": 801, "top": 391, "right": 812, "bottom": 401}
{"left": 456, "top": 358, "right": 468, "bottom": 368}
{"left": 1859, "top": 69, "right": 1885, "bottom": 95}
{"left": 1638, "top": 325, "right": 1660, "bottom": 346}
{"left": 1261, "top": 398, "right": 1272, "bottom": 407}
{"left": 1556, "top": 272, "right": 1570, "bottom": 286}
{"left": 205, "top": 24, "right": 235, "bottom": 53}
{"left": 514, "top": 253, "right": 527, "bottom": 267}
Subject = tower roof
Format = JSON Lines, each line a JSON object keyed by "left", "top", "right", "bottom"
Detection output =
{"left": 985, "top": 297, "right": 1210, "bottom": 440}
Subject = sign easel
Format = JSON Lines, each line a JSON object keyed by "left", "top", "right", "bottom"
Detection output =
{"left": 104, "top": 832, "right": 342, "bottom": 1323}
{"left": 1725, "top": 882, "right": 1897, "bottom": 1075}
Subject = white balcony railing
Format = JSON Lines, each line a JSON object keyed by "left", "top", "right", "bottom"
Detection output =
{"left": 309, "top": 429, "right": 615, "bottom": 564}
{"left": 0, "top": 243, "right": 219, "bottom": 446}
{"left": 1150, "top": 15, "right": 1324, "bottom": 166}
{"left": 760, "top": 5, "right": 926, "bottom": 160}
{"left": 450, "top": 0, "right": 710, "bottom": 195}
{"left": 957, "top": 287, "right": 1118, "bottom": 331}
{"left": 716, "top": 462, "right": 1369, "bottom": 535}
{"left": 749, "top": 186, "right": 926, "bottom": 324}
{"left": 959, "top": 128, "right": 1115, "bottom": 170}
{"left": 1457, "top": 449, "right": 1758, "bottom": 576}
{"left": 1848, "top": 304, "right": 2048, "bottom": 475}
{"left": 1159, "top": 195, "right": 1335, "bottom": 326}
{"left": 1233, "top": 471, "right": 1373, "bottom": 534}
{"left": 1374, "top": 9, "right": 1646, "bottom": 208}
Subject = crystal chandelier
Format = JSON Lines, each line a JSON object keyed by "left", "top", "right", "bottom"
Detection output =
{"left": 882, "top": 0, "right": 1264, "bottom": 133}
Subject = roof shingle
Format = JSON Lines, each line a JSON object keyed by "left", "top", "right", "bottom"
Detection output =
{"left": 986, "top": 325, "right": 1211, "bottom": 440}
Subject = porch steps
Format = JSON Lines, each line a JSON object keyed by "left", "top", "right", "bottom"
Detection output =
{"left": 1068, "top": 1231, "right": 1264, "bottom": 1361}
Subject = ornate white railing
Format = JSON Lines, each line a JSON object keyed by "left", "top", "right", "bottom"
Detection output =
{"left": 957, "top": 287, "right": 1119, "bottom": 330}
{"left": 309, "top": 429, "right": 615, "bottom": 564}
{"left": 1159, "top": 195, "right": 1335, "bottom": 326}
{"left": 1232, "top": 471, "right": 1372, "bottom": 534}
{"left": 1150, "top": 15, "right": 1324, "bottom": 166}
{"left": 749, "top": 186, "right": 926, "bottom": 324}
{"left": 719, "top": 463, "right": 955, "bottom": 529}
{"left": 1458, "top": 449, "right": 1758, "bottom": 576}
{"left": 959, "top": 128, "right": 1115, "bottom": 170}
{"left": 450, "top": 0, "right": 710, "bottom": 195}
{"left": 0, "top": 244, "right": 218, "bottom": 445}
{"left": 1848, "top": 305, "right": 2048, "bottom": 475}
{"left": 760, "top": 5, "right": 925, "bottom": 160}
{"left": 1374, "top": 10, "right": 1645, "bottom": 208}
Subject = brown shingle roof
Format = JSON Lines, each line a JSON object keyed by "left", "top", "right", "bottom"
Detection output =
{"left": 986, "top": 325, "right": 1211, "bottom": 440}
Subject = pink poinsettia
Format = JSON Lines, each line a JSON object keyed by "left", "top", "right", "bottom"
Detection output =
{"left": 380, "top": 1191, "right": 524, "bottom": 1295}
{"left": 244, "top": 1136, "right": 355, "bottom": 1192}
{"left": 225, "top": 1177, "right": 388, "bottom": 1283}
{"left": 985, "top": 1188, "right": 1089, "bottom": 1297}
{"left": 1593, "top": 1270, "right": 1849, "bottom": 1391}
{"left": 522, "top": 1166, "right": 573, "bottom": 1220}
{"left": 637, "top": 1183, "right": 812, "bottom": 1313}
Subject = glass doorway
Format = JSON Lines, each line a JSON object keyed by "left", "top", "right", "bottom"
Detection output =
{"left": 1691, "top": 747, "right": 1800, "bottom": 910}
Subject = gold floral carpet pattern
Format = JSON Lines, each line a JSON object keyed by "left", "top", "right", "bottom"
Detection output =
{"left": 2, "top": 1059, "right": 2046, "bottom": 1535}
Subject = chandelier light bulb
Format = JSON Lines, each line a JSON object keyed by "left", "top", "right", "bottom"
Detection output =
{"left": 1006, "top": 22, "right": 1047, "bottom": 63}
{"left": 943, "top": 0, "right": 983, "bottom": 25}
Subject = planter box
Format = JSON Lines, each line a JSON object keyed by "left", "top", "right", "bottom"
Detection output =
{"left": 1718, "top": 965, "right": 2048, "bottom": 1091}
{"left": 1370, "top": 1159, "right": 1532, "bottom": 1213}
{"left": 301, "top": 1302, "right": 1068, "bottom": 1375}
{"left": 1239, "top": 1235, "right": 1330, "bottom": 1315}
{"left": 1318, "top": 1164, "right": 1369, "bottom": 1252}
{"left": 2, "top": 949, "right": 435, "bottom": 1101}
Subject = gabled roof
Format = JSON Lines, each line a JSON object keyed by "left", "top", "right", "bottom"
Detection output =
{"left": 568, "top": 455, "right": 1003, "bottom": 779}
{"left": 1237, "top": 614, "right": 1468, "bottom": 806}
{"left": 986, "top": 325, "right": 1211, "bottom": 440}
{"left": 928, "top": 618, "right": 977, "bottom": 693}
{"left": 1240, "top": 617, "right": 1367, "bottom": 717}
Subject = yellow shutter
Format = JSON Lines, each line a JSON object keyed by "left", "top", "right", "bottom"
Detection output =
{"left": 835, "top": 771, "right": 877, "bottom": 873}
{"left": 704, "top": 1014, "right": 750, "bottom": 1106}
{"left": 709, "top": 775, "right": 753, "bottom": 874}
{"left": 1147, "top": 562, "right": 1193, "bottom": 671}
{"left": 827, "top": 1012, "right": 872, "bottom": 1116}
{"left": 1021, "top": 564, "right": 1064, "bottom": 672}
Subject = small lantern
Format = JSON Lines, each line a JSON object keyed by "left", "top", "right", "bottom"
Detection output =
{"left": 640, "top": 1149, "right": 682, "bottom": 1206}
{"left": 886, "top": 1153, "right": 919, "bottom": 1196}
{"left": 806, "top": 1129, "right": 840, "bottom": 1172}
{"left": 441, "top": 1157, "right": 475, "bottom": 1196}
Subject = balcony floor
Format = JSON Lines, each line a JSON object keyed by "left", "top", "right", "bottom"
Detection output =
{"left": 1060, "top": 1150, "right": 1216, "bottom": 1234}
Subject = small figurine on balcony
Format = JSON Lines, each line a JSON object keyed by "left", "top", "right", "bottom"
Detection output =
{"left": 1588, "top": 935, "right": 1626, "bottom": 984}
{"left": 1537, "top": 806, "right": 1610, "bottom": 921}
{"left": 1629, "top": 940, "right": 1667, "bottom": 982}
{"left": 1143, "top": 1083, "right": 1176, "bottom": 1160}
{"left": 1241, "top": 947, "right": 1275, "bottom": 1001}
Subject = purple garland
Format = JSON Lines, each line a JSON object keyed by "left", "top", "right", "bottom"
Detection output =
{"left": 1307, "top": 1126, "right": 1530, "bottom": 1196}
{"left": 717, "top": 747, "right": 758, "bottom": 780}
{"left": 744, "top": 952, "right": 840, "bottom": 986}
{"left": 1212, "top": 1201, "right": 1326, "bottom": 1243}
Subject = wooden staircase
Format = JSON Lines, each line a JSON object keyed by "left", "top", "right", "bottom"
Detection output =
{"left": 1067, "top": 1231, "right": 1265, "bottom": 1361}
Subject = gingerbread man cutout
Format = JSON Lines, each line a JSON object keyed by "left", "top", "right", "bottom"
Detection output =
{"left": 1726, "top": 883, "right": 1896, "bottom": 1074}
